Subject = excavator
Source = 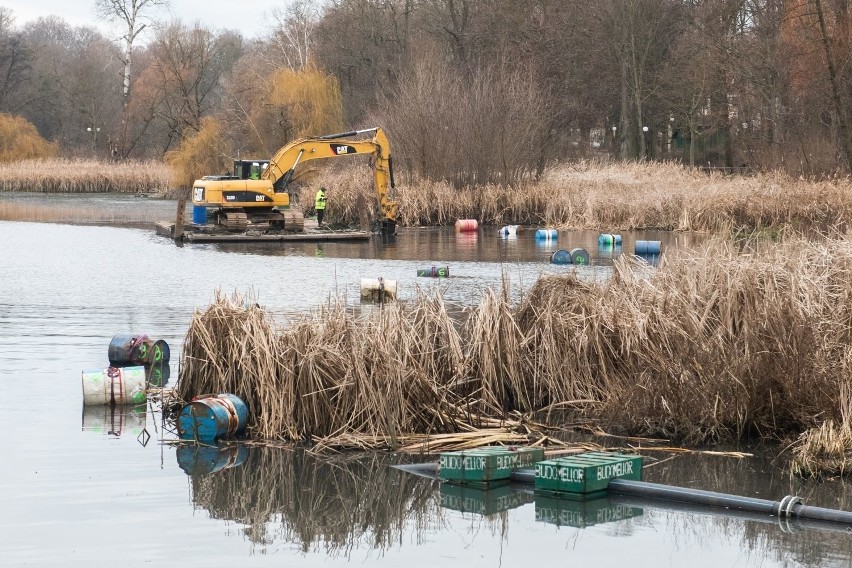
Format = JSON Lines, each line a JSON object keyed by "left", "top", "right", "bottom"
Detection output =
{"left": 191, "top": 127, "right": 399, "bottom": 234}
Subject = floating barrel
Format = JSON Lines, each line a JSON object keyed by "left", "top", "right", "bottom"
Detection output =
{"left": 417, "top": 266, "right": 450, "bottom": 278}
{"left": 570, "top": 248, "right": 591, "bottom": 265}
{"left": 192, "top": 205, "right": 208, "bottom": 225}
{"left": 81, "top": 366, "right": 147, "bottom": 406}
{"left": 598, "top": 233, "right": 623, "bottom": 246}
{"left": 176, "top": 444, "right": 248, "bottom": 476}
{"left": 360, "top": 278, "right": 397, "bottom": 303}
{"left": 550, "top": 249, "right": 572, "bottom": 265}
{"left": 499, "top": 225, "right": 519, "bottom": 236}
{"left": 535, "top": 229, "right": 558, "bottom": 240}
{"left": 177, "top": 394, "right": 248, "bottom": 444}
{"left": 455, "top": 219, "right": 479, "bottom": 232}
{"left": 635, "top": 240, "right": 662, "bottom": 255}
{"left": 108, "top": 334, "right": 170, "bottom": 367}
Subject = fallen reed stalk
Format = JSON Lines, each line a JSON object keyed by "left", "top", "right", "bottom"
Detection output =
{"left": 178, "top": 234, "right": 852, "bottom": 473}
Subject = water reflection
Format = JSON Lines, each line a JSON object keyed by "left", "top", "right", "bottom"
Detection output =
{"left": 177, "top": 444, "right": 248, "bottom": 475}
{"left": 177, "top": 444, "right": 852, "bottom": 565}
{"left": 81, "top": 405, "right": 146, "bottom": 437}
{"left": 534, "top": 493, "right": 643, "bottom": 529}
{"left": 183, "top": 447, "right": 441, "bottom": 553}
{"left": 439, "top": 482, "right": 534, "bottom": 516}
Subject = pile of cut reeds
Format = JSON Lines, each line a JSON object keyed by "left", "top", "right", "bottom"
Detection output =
{"left": 0, "top": 158, "right": 173, "bottom": 194}
{"left": 178, "top": 235, "right": 852, "bottom": 464}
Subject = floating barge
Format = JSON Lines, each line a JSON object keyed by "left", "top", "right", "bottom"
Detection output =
{"left": 154, "top": 220, "right": 371, "bottom": 243}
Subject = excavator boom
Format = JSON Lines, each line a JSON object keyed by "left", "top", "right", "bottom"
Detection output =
{"left": 263, "top": 127, "right": 398, "bottom": 226}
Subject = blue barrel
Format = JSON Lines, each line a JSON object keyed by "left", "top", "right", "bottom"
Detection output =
{"left": 570, "top": 248, "right": 590, "bottom": 265}
{"left": 108, "top": 335, "right": 170, "bottom": 366}
{"left": 192, "top": 205, "right": 208, "bottom": 225}
{"left": 417, "top": 266, "right": 450, "bottom": 277}
{"left": 598, "top": 233, "right": 623, "bottom": 246}
{"left": 635, "top": 240, "right": 662, "bottom": 255}
{"left": 535, "top": 229, "right": 558, "bottom": 240}
{"left": 550, "top": 249, "right": 571, "bottom": 265}
{"left": 176, "top": 444, "right": 248, "bottom": 475}
{"left": 177, "top": 394, "right": 248, "bottom": 443}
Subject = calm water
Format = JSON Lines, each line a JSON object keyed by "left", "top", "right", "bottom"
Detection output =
{"left": 1, "top": 199, "right": 851, "bottom": 567}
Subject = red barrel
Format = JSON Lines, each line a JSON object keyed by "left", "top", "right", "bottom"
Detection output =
{"left": 455, "top": 219, "right": 479, "bottom": 232}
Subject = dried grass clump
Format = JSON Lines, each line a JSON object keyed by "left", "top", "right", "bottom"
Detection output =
{"left": 0, "top": 158, "right": 173, "bottom": 193}
{"left": 179, "top": 235, "right": 852, "bottom": 459}
{"left": 791, "top": 381, "right": 852, "bottom": 477}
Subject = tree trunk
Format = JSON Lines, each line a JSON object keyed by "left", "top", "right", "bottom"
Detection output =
{"left": 815, "top": 0, "right": 852, "bottom": 169}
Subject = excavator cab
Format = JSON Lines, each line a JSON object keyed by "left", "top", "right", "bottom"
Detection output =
{"left": 233, "top": 160, "right": 269, "bottom": 180}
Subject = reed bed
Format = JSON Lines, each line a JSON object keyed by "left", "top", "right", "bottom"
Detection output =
{"left": 178, "top": 235, "right": 852, "bottom": 468}
{"left": 0, "top": 158, "right": 173, "bottom": 194}
{"left": 302, "top": 161, "right": 852, "bottom": 233}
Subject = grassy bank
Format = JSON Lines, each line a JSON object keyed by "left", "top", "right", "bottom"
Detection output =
{"left": 0, "top": 158, "right": 173, "bottom": 194}
{"left": 177, "top": 234, "right": 852, "bottom": 472}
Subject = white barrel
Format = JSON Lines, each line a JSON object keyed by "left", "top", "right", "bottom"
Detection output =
{"left": 360, "top": 278, "right": 397, "bottom": 303}
{"left": 81, "top": 366, "right": 147, "bottom": 406}
{"left": 499, "top": 225, "right": 519, "bottom": 236}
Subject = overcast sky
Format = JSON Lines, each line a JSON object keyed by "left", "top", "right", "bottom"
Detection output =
{"left": 3, "top": 0, "right": 293, "bottom": 39}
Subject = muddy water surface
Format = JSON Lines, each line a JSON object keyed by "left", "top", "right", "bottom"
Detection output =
{"left": 1, "top": 202, "right": 851, "bottom": 567}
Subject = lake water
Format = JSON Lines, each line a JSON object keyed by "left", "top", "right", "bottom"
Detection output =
{"left": 1, "top": 197, "right": 851, "bottom": 567}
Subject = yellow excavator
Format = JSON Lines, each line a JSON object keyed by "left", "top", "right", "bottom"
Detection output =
{"left": 191, "top": 127, "right": 399, "bottom": 234}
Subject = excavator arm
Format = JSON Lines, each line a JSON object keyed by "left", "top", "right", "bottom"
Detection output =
{"left": 262, "top": 127, "right": 399, "bottom": 225}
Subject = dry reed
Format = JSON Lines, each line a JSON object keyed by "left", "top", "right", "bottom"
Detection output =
{"left": 178, "top": 235, "right": 852, "bottom": 468}
{"left": 0, "top": 158, "right": 173, "bottom": 194}
{"left": 300, "top": 160, "right": 852, "bottom": 234}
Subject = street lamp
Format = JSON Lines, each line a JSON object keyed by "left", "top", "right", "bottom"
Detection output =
{"left": 87, "top": 126, "right": 101, "bottom": 153}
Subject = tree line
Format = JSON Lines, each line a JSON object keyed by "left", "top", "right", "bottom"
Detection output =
{"left": 0, "top": 0, "right": 850, "bottom": 184}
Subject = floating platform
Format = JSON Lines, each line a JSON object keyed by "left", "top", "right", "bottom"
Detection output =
{"left": 155, "top": 221, "right": 371, "bottom": 243}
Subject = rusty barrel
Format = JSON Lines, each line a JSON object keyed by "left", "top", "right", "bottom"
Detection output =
{"left": 177, "top": 394, "right": 248, "bottom": 443}
{"left": 108, "top": 334, "right": 170, "bottom": 367}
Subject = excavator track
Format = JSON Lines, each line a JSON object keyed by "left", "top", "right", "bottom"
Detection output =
{"left": 218, "top": 211, "right": 248, "bottom": 232}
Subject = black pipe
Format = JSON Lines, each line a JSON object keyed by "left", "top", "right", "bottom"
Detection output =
{"left": 609, "top": 479, "right": 852, "bottom": 526}
{"left": 608, "top": 494, "right": 852, "bottom": 535}
{"left": 393, "top": 463, "right": 852, "bottom": 527}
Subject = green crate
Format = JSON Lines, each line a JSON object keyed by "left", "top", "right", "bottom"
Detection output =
{"left": 439, "top": 446, "right": 545, "bottom": 484}
{"left": 535, "top": 452, "right": 643, "bottom": 495}
{"left": 440, "top": 482, "right": 535, "bottom": 516}
{"left": 534, "top": 494, "right": 643, "bottom": 528}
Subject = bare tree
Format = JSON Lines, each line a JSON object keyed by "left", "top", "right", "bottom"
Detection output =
{"left": 266, "top": 0, "right": 321, "bottom": 70}
{"left": 95, "top": 0, "right": 169, "bottom": 154}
